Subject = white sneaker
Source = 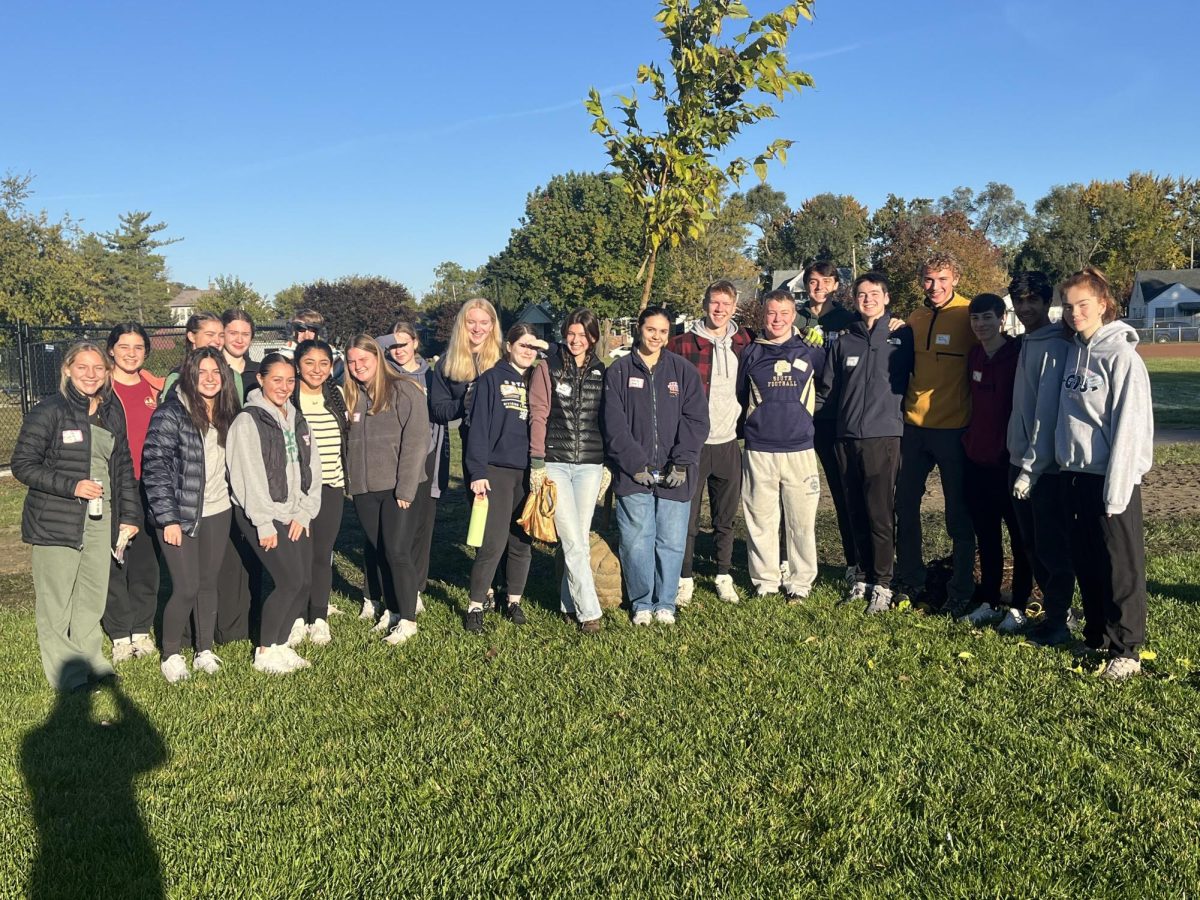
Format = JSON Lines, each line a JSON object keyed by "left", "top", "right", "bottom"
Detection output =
{"left": 997, "top": 608, "right": 1028, "bottom": 634}
{"left": 372, "top": 611, "right": 397, "bottom": 634}
{"left": 286, "top": 617, "right": 307, "bottom": 647}
{"left": 714, "top": 574, "right": 739, "bottom": 604}
{"left": 675, "top": 577, "right": 694, "bottom": 608}
{"left": 1101, "top": 656, "right": 1141, "bottom": 682}
{"left": 326, "top": 601, "right": 344, "bottom": 616}
{"left": 359, "top": 598, "right": 378, "bottom": 620}
{"left": 961, "top": 603, "right": 1004, "bottom": 626}
{"left": 308, "top": 618, "right": 332, "bottom": 646}
{"left": 415, "top": 593, "right": 426, "bottom": 615}
{"left": 131, "top": 633, "right": 156, "bottom": 658}
{"left": 779, "top": 562, "right": 790, "bottom": 583}
{"left": 111, "top": 637, "right": 135, "bottom": 664}
{"left": 384, "top": 619, "right": 419, "bottom": 646}
{"left": 846, "top": 581, "right": 869, "bottom": 604}
{"left": 278, "top": 645, "right": 312, "bottom": 670}
{"left": 654, "top": 609, "right": 676, "bottom": 625}
{"left": 253, "top": 645, "right": 294, "bottom": 675}
{"left": 193, "top": 650, "right": 223, "bottom": 675}
{"left": 160, "top": 653, "right": 189, "bottom": 684}
{"left": 632, "top": 610, "right": 652, "bottom": 626}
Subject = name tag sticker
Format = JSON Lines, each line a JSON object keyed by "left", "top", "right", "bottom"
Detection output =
{"left": 302, "top": 434, "right": 311, "bottom": 445}
{"left": 555, "top": 382, "right": 572, "bottom": 398}
{"left": 935, "top": 333, "right": 951, "bottom": 346}
{"left": 352, "top": 412, "right": 362, "bottom": 423}
{"left": 62, "top": 429, "right": 83, "bottom": 444}
{"left": 846, "top": 356, "right": 860, "bottom": 368}
{"left": 628, "top": 377, "right": 644, "bottom": 389}
{"left": 972, "top": 370, "right": 983, "bottom": 382}
{"left": 793, "top": 359, "right": 809, "bottom": 372}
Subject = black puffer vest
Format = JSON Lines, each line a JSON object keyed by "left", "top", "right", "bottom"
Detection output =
{"left": 544, "top": 350, "right": 605, "bottom": 465}
{"left": 242, "top": 406, "right": 313, "bottom": 501}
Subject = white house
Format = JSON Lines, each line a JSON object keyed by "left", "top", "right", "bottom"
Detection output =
{"left": 1128, "top": 269, "right": 1200, "bottom": 325}
{"left": 168, "top": 287, "right": 216, "bottom": 325}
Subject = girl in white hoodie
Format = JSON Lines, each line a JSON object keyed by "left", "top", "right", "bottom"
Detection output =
{"left": 1055, "top": 267, "right": 1153, "bottom": 681}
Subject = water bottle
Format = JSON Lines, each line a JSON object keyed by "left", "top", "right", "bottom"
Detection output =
{"left": 88, "top": 480, "right": 103, "bottom": 519}
{"left": 466, "top": 494, "right": 488, "bottom": 547}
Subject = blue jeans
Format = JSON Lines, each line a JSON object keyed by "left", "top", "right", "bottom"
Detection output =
{"left": 546, "top": 463, "right": 604, "bottom": 622}
{"left": 616, "top": 491, "right": 691, "bottom": 615}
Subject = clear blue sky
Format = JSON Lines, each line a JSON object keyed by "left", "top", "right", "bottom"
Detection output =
{"left": 5, "top": 0, "right": 1197, "bottom": 300}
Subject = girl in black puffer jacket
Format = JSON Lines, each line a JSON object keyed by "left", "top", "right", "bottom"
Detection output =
{"left": 142, "top": 348, "right": 241, "bottom": 683}
{"left": 12, "top": 342, "right": 140, "bottom": 692}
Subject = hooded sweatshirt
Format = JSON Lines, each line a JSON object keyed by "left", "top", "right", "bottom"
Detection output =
{"left": 962, "top": 337, "right": 1022, "bottom": 467}
{"left": 737, "top": 330, "right": 826, "bottom": 453}
{"left": 1007, "top": 322, "right": 1072, "bottom": 481}
{"left": 465, "top": 360, "right": 532, "bottom": 476}
{"left": 227, "top": 390, "right": 323, "bottom": 540}
{"left": 668, "top": 321, "right": 751, "bottom": 444}
{"left": 1054, "top": 321, "right": 1154, "bottom": 515}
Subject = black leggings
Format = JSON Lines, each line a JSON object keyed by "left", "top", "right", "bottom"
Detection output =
{"left": 411, "top": 481, "right": 437, "bottom": 593}
{"left": 354, "top": 490, "right": 420, "bottom": 621}
{"left": 469, "top": 465, "right": 532, "bottom": 605}
{"left": 103, "top": 481, "right": 160, "bottom": 639}
{"left": 160, "top": 510, "right": 231, "bottom": 657}
{"left": 235, "top": 507, "right": 313, "bottom": 647}
{"left": 306, "top": 485, "right": 344, "bottom": 621}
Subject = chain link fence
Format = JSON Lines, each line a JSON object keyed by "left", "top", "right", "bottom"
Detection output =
{"left": 0, "top": 323, "right": 291, "bottom": 467}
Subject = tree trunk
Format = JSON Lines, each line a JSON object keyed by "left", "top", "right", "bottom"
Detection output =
{"left": 639, "top": 247, "right": 658, "bottom": 312}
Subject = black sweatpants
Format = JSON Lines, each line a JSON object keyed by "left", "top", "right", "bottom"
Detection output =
{"left": 306, "top": 485, "right": 344, "bottom": 622}
{"left": 103, "top": 482, "right": 160, "bottom": 640}
{"left": 964, "top": 459, "right": 1033, "bottom": 608}
{"left": 814, "top": 418, "right": 856, "bottom": 569}
{"left": 681, "top": 439, "right": 741, "bottom": 577}
{"left": 1009, "top": 467, "right": 1075, "bottom": 625}
{"left": 160, "top": 509, "right": 231, "bottom": 657}
{"left": 235, "top": 508, "right": 313, "bottom": 648}
{"left": 410, "top": 481, "right": 437, "bottom": 593}
{"left": 1063, "top": 473, "right": 1146, "bottom": 659}
{"left": 354, "top": 489, "right": 421, "bottom": 622}
{"left": 469, "top": 465, "right": 532, "bottom": 604}
{"left": 214, "top": 515, "right": 262, "bottom": 645}
{"left": 835, "top": 437, "right": 900, "bottom": 587}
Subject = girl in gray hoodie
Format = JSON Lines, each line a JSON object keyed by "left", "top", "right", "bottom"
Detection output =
{"left": 227, "top": 353, "right": 323, "bottom": 675}
{"left": 1055, "top": 268, "right": 1153, "bottom": 681}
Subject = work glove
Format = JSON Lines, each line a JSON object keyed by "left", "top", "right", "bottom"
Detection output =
{"left": 529, "top": 458, "right": 546, "bottom": 493}
{"left": 632, "top": 468, "right": 657, "bottom": 488}
{"left": 802, "top": 325, "right": 824, "bottom": 347}
{"left": 662, "top": 464, "right": 687, "bottom": 489}
{"left": 1012, "top": 472, "right": 1032, "bottom": 501}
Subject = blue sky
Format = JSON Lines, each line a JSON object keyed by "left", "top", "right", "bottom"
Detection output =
{"left": 5, "top": 0, "right": 1197, "bottom": 301}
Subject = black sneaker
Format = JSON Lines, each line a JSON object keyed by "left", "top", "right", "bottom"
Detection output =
{"left": 508, "top": 602, "right": 527, "bottom": 626}
{"left": 1027, "top": 620, "right": 1071, "bottom": 647}
{"left": 464, "top": 609, "right": 484, "bottom": 634}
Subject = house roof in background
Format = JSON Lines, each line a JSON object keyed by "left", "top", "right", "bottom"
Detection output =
{"left": 1133, "top": 269, "right": 1200, "bottom": 304}
{"left": 169, "top": 287, "right": 214, "bottom": 308}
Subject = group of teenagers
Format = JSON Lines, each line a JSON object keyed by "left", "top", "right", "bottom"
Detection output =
{"left": 13, "top": 250, "right": 1154, "bottom": 691}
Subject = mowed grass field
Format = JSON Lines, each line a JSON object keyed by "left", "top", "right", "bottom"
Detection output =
{"left": 1145, "top": 356, "right": 1200, "bottom": 428}
{"left": 0, "top": 373, "right": 1198, "bottom": 896}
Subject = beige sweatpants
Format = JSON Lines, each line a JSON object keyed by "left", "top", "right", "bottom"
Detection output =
{"left": 741, "top": 447, "right": 821, "bottom": 595}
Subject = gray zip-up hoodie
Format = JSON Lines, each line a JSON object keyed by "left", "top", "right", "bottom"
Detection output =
{"left": 1054, "top": 321, "right": 1154, "bottom": 515}
{"left": 227, "top": 389, "right": 322, "bottom": 540}
{"left": 692, "top": 320, "right": 741, "bottom": 444}
{"left": 1007, "top": 322, "right": 1072, "bottom": 481}
{"left": 345, "top": 379, "right": 430, "bottom": 502}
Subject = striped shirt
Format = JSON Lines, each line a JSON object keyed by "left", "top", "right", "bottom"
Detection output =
{"left": 299, "top": 391, "right": 345, "bottom": 489}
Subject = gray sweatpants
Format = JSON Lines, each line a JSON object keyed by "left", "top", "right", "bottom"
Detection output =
{"left": 741, "top": 448, "right": 821, "bottom": 596}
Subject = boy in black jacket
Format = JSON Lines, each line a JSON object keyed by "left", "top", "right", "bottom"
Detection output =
{"left": 819, "top": 272, "right": 914, "bottom": 614}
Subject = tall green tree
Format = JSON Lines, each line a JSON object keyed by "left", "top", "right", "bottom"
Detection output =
{"left": 421, "top": 261, "right": 486, "bottom": 310}
{"left": 736, "top": 182, "right": 788, "bottom": 262}
{"left": 937, "top": 182, "right": 1029, "bottom": 268}
{"left": 586, "top": 0, "right": 815, "bottom": 309}
{"left": 302, "top": 276, "right": 417, "bottom": 346}
{"left": 659, "top": 192, "right": 759, "bottom": 315}
{"left": 0, "top": 173, "right": 96, "bottom": 324}
{"left": 761, "top": 192, "right": 869, "bottom": 272}
{"left": 484, "top": 172, "right": 656, "bottom": 320}
{"left": 96, "top": 210, "right": 178, "bottom": 321}
{"left": 273, "top": 284, "right": 306, "bottom": 320}
{"left": 211, "top": 274, "right": 275, "bottom": 323}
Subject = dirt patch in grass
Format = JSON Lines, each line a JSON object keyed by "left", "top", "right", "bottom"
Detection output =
{"left": 1140, "top": 343, "right": 1200, "bottom": 359}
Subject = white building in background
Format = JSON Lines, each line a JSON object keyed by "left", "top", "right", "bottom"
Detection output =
{"left": 1127, "top": 269, "right": 1200, "bottom": 326}
{"left": 168, "top": 286, "right": 216, "bottom": 325}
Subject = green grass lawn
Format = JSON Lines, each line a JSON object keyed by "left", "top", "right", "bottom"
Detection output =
{"left": 1145, "top": 356, "right": 1200, "bottom": 429}
{"left": 1, "top": 446, "right": 1200, "bottom": 897}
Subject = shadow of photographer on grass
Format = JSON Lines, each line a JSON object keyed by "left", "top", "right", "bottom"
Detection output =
{"left": 21, "top": 678, "right": 167, "bottom": 899}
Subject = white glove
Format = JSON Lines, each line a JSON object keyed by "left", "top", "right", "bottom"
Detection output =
{"left": 1012, "top": 473, "right": 1032, "bottom": 501}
